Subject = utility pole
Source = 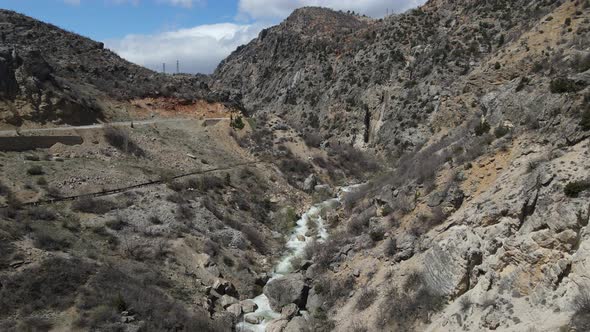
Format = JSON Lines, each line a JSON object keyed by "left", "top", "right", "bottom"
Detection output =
{"left": 176, "top": 60, "right": 179, "bottom": 74}
{"left": 162, "top": 63, "right": 166, "bottom": 74}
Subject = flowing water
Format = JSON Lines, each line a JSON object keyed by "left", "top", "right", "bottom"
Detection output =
{"left": 236, "top": 185, "right": 363, "bottom": 332}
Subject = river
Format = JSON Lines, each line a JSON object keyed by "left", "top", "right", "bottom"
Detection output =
{"left": 236, "top": 184, "right": 364, "bottom": 332}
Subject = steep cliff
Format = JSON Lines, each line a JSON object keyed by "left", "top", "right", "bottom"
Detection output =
{"left": 213, "top": 0, "right": 590, "bottom": 331}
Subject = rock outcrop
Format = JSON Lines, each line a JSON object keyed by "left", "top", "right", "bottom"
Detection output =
{"left": 0, "top": 9, "right": 216, "bottom": 126}
{"left": 263, "top": 274, "right": 309, "bottom": 312}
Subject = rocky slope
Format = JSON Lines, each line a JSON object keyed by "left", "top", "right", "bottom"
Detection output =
{"left": 0, "top": 9, "right": 215, "bottom": 126}
{"left": 1, "top": 0, "right": 590, "bottom": 331}
{"left": 213, "top": 0, "right": 588, "bottom": 153}
{"left": 212, "top": 0, "right": 590, "bottom": 331}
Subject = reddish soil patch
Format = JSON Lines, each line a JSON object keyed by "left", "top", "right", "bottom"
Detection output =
{"left": 131, "top": 97, "right": 233, "bottom": 119}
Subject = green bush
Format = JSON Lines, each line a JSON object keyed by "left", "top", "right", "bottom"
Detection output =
{"left": 34, "top": 233, "right": 71, "bottom": 251}
{"left": 36, "top": 177, "right": 48, "bottom": 186}
{"left": 550, "top": 78, "right": 585, "bottom": 93}
{"left": 303, "top": 132, "right": 323, "bottom": 148}
{"left": 494, "top": 125, "right": 510, "bottom": 138}
{"left": 573, "top": 53, "right": 590, "bottom": 73}
{"left": 565, "top": 181, "right": 590, "bottom": 198}
{"left": 105, "top": 216, "right": 127, "bottom": 230}
{"left": 580, "top": 109, "right": 590, "bottom": 131}
{"left": 516, "top": 76, "right": 530, "bottom": 92}
{"left": 72, "top": 197, "right": 117, "bottom": 214}
{"left": 277, "top": 206, "right": 299, "bottom": 234}
{"left": 231, "top": 116, "right": 245, "bottom": 130}
{"left": 27, "top": 165, "right": 44, "bottom": 176}
{"left": 474, "top": 120, "right": 490, "bottom": 136}
{"left": 384, "top": 238, "right": 397, "bottom": 257}
{"left": 369, "top": 227, "right": 385, "bottom": 242}
{"left": 28, "top": 206, "right": 57, "bottom": 221}
{"left": 0, "top": 181, "right": 11, "bottom": 197}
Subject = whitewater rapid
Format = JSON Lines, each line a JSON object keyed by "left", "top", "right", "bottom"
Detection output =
{"left": 237, "top": 185, "right": 363, "bottom": 332}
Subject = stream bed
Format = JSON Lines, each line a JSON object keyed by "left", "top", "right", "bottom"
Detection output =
{"left": 236, "top": 185, "right": 362, "bottom": 332}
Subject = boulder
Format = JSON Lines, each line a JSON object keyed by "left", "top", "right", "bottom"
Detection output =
{"left": 255, "top": 273, "right": 271, "bottom": 286}
{"left": 422, "top": 227, "right": 482, "bottom": 297}
{"left": 241, "top": 300, "right": 258, "bottom": 313}
{"left": 284, "top": 316, "right": 310, "bottom": 332}
{"left": 245, "top": 315, "right": 262, "bottom": 324}
{"left": 305, "top": 288, "right": 322, "bottom": 315}
{"left": 394, "top": 234, "right": 416, "bottom": 262}
{"left": 281, "top": 303, "right": 299, "bottom": 319}
{"left": 305, "top": 264, "right": 321, "bottom": 279}
{"left": 226, "top": 303, "right": 242, "bottom": 316}
{"left": 303, "top": 174, "right": 317, "bottom": 193}
{"left": 219, "top": 295, "right": 238, "bottom": 309}
{"left": 266, "top": 318, "right": 289, "bottom": 332}
{"left": 353, "top": 269, "right": 361, "bottom": 278}
{"left": 299, "top": 260, "right": 313, "bottom": 271}
{"left": 212, "top": 278, "right": 238, "bottom": 297}
{"left": 427, "top": 191, "right": 445, "bottom": 207}
{"left": 263, "top": 274, "right": 309, "bottom": 311}
{"left": 314, "top": 184, "right": 332, "bottom": 196}
{"left": 427, "top": 185, "right": 464, "bottom": 209}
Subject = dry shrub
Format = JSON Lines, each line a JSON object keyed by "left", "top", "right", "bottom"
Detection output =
{"left": 347, "top": 207, "right": 376, "bottom": 235}
{"left": 303, "top": 132, "right": 323, "bottom": 148}
{"left": 314, "top": 274, "right": 356, "bottom": 307}
{"left": 0, "top": 257, "right": 95, "bottom": 317}
{"left": 176, "top": 204, "right": 194, "bottom": 221}
{"left": 28, "top": 206, "right": 57, "bottom": 221}
{"left": 104, "top": 125, "right": 145, "bottom": 157}
{"left": 329, "top": 144, "right": 380, "bottom": 180}
{"left": 72, "top": 197, "right": 117, "bottom": 214}
{"left": 34, "top": 233, "right": 71, "bottom": 251}
{"left": 384, "top": 237, "right": 397, "bottom": 257}
{"left": 356, "top": 288, "right": 378, "bottom": 311}
{"left": 376, "top": 282, "right": 445, "bottom": 330}
{"left": 75, "top": 265, "right": 227, "bottom": 331}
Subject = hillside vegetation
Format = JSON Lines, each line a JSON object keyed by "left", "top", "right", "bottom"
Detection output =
{"left": 1, "top": 0, "right": 590, "bottom": 331}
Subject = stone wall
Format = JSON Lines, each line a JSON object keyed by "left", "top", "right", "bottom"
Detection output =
{"left": 0, "top": 135, "right": 83, "bottom": 151}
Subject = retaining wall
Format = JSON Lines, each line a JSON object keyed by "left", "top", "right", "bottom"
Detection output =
{"left": 0, "top": 136, "right": 83, "bottom": 151}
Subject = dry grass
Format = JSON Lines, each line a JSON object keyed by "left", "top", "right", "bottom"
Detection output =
{"left": 0, "top": 257, "right": 95, "bottom": 318}
{"left": 104, "top": 125, "right": 145, "bottom": 157}
{"left": 356, "top": 288, "right": 378, "bottom": 311}
{"left": 72, "top": 197, "right": 117, "bottom": 214}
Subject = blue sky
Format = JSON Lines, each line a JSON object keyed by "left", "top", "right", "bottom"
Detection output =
{"left": 0, "top": 0, "right": 424, "bottom": 73}
{"left": 1, "top": 0, "right": 242, "bottom": 40}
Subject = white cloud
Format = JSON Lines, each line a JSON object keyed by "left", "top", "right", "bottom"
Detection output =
{"left": 63, "top": 0, "right": 81, "bottom": 5}
{"left": 238, "top": 0, "right": 425, "bottom": 20}
{"left": 106, "top": 0, "right": 426, "bottom": 74}
{"left": 106, "top": 22, "right": 264, "bottom": 74}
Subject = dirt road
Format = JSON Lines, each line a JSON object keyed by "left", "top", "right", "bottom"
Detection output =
{"left": 0, "top": 117, "right": 230, "bottom": 136}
